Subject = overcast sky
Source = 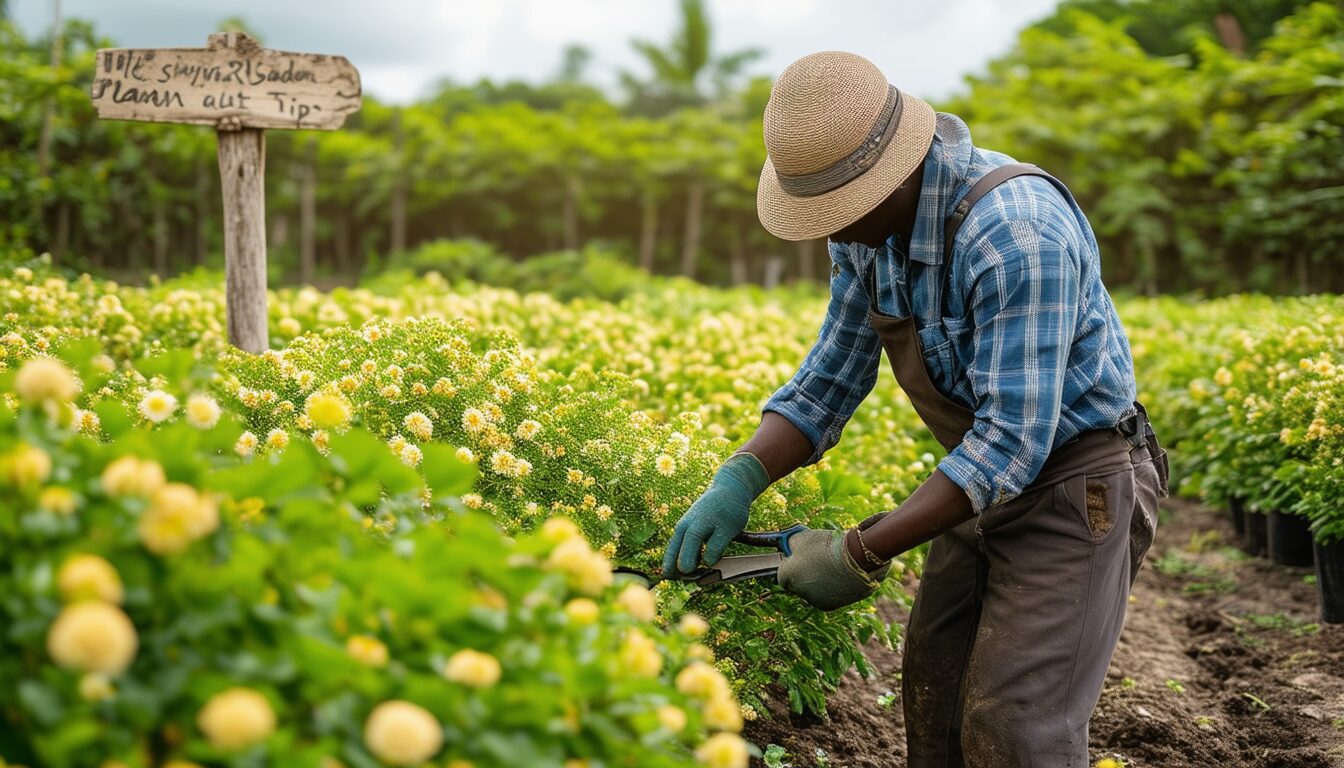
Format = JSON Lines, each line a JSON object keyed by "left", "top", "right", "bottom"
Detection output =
{"left": 14, "top": 0, "right": 1062, "bottom": 104}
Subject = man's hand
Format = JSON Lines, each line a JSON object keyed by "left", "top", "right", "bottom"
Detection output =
{"left": 777, "top": 528, "right": 890, "bottom": 611}
{"left": 662, "top": 452, "right": 771, "bottom": 576}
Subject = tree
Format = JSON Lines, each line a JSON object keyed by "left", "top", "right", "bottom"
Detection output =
{"left": 621, "top": 0, "right": 763, "bottom": 115}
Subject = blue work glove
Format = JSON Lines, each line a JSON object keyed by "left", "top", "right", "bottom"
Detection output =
{"left": 776, "top": 528, "right": 891, "bottom": 611}
{"left": 662, "top": 452, "right": 771, "bottom": 576}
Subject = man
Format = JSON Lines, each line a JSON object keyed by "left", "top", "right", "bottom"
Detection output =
{"left": 662, "top": 52, "right": 1168, "bottom": 766}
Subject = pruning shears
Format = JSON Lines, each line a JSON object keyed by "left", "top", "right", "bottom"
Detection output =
{"left": 614, "top": 523, "right": 808, "bottom": 588}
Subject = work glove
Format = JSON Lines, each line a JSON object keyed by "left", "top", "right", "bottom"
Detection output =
{"left": 776, "top": 528, "right": 891, "bottom": 611}
{"left": 663, "top": 452, "right": 771, "bottom": 576}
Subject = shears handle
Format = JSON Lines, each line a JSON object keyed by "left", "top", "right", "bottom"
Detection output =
{"left": 732, "top": 523, "right": 807, "bottom": 557}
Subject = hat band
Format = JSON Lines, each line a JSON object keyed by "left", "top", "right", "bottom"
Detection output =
{"left": 775, "top": 85, "right": 904, "bottom": 198}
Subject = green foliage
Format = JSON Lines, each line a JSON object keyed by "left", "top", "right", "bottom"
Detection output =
{"left": 1121, "top": 293, "right": 1344, "bottom": 542}
{"left": 1, "top": 363, "right": 740, "bottom": 766}
{"left": 949, "top": 2, "right": 1344, "bottom": 294}
{"left": 4, "top": 2, "right": 1340, "bottom": 293}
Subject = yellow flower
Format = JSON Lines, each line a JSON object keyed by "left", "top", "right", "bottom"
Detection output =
{"left": 1095, "top": 760, "right": 1124, "bottom": 768}
{"left": 57, "top": 554, "right": 124, "bottom": 604}
{"left": 566, "top": 468, "right": 585, "bottom": 484}
{"left": 185, "top": 393, "right": 221, "bottom": 429}
{"left": 266, "top": 428, "right": 290, "bottom": 452}
{"left": 16, "top": 357, "right": 80, "bottom": 404}
{"left": 615, "top": 583, "right": 657, "bottom": 622}
{"left": 455, "top": 446, "right": 476, "bottom": 464}
{"left": 564, "top": 598, "right": 600, "bottom": 625}
{"left": 345, "top": 635, "right": 389, "bottom": 667}
{"left": 403, "top": 411, "right": 434, "bottom": 440}
{"left": 46, "top": 602, "right": 138, "bottom": 674}
{"left": 541, "top": 517, "right": 582, "bottom": 543}
{"left": 79, "top": 672, "right": 115, "bottom": 702}
{"left": 655, "top": 704, "right": 687, "bottom": 733}
{"left": 197, "top": 687, "right": 276, "bottom": 750}
{"left": 595, "top": 504, "right": 613, "bottom": 521}
{"left": 702, "top": 692, "right": 744, "bottom": 733}
{"left": 545, "top": 538, "right": 613, "bottom": 596}
{"left": 278, "top": 317, "right": 301, "bottom": 336}
{"left": 399, "top": 443, "right": 423, "bottom": 467}
{"left": 490, "top": 449, "right": 516, "bottom": 475}
{"left": 38, "top": 486, "right": 77, "bottom": 515}
{"left": 678, "top": 613, "right": 710, "bottom": 638}
{"left": 138, "top": 483, "right": 219, "bottom": 555}
{"left": 1213, "top": 367, "right": 1233, "bottom": 387}
{"left": 687, "top": 643, "right": 715, "bottom": 662}
{"left": 462, "top": 408, "right": 487, "bottom": 433}
{"left": 694, "top": 733, "right": 749, "bottom": 768}
{"left": 138, "top": 389, "right": 178, "bottom": 423}
{"left": 618, "top": 629, "right": 663, "bottom": 678}
{"left": 100, "top": 456, "right": 165, "bottom": 497}
{"left": 363, "top": 700, "right": 443, "bottom": 766}
{"left": 235, "top": 431, "right": 258, "bottom": 457}
{"left": 5, "top": 442, "right": 52, "bottom": 488}
{"left": 74, "top": 407, "right": 101, "bottom": 434}
{"left": 676, "top": 661, "right": 731, "bottom": 700}
{"left": 443, "top": 649, "right": 502, "bottom": 688}
{"left": 515, "top": 419, "right": 542, "bottom": 440}
{"left": 305, "top": 391, "right": 352, "bottom": 430}
{"left": 655, "top": 454, "right": 676, "bottom": 477}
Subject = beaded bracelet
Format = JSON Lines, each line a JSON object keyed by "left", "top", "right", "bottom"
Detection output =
{"left": 853, "top": 526, "right": 888, "bottom": 569}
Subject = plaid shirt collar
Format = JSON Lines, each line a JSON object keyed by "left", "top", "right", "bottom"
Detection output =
{"left": 899, "top": 113, "right": 977, "bottom": 266}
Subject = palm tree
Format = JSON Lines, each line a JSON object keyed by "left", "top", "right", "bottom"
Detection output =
{"left": 622, "top": 0, "right": 763, "bottom": 116}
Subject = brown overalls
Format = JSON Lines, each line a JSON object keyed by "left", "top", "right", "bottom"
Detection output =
{"left": 862, "top": 165, "right": 1169, "bottom": 767}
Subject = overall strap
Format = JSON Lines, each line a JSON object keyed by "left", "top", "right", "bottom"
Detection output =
{"left": 941, "top": 163, "right": 1071, "bottom": 309}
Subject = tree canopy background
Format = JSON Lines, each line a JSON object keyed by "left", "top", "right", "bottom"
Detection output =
{"left": 1, "top": 0, "right": 1340, "bottom": 295}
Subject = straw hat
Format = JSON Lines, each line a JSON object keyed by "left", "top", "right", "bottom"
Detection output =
{"left": 757, "top": 51, "right": 936, "bottom": 241}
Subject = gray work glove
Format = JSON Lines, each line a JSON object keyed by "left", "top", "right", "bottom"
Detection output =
{"left": 662, "top": 452, "right": 771, "bottom": 576}
{"left": 776, "top": 528, "right": 891, "bottom": 611}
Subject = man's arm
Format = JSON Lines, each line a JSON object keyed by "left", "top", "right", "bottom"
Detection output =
{"left": 664, "top": 242, "right": 881, "bottom": 574}
{"left": 758, "top": 240, "right": 883, "bottom": 471}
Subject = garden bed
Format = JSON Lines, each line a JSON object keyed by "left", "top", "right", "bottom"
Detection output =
{"left": 747, "top": 499, "right": 1344, "bottom": 767}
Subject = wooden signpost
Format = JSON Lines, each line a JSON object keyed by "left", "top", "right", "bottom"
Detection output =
{"left": 89, "top": 32, "right": 361, "bottom": 353}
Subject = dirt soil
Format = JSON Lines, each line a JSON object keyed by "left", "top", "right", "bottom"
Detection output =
{"left": 745, "top": 500, "right": 1344, "bottom": 767}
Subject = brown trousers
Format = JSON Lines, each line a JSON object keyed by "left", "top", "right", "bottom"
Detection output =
{"left": 902, "top": 433, "right": 1164, "bottom": 767}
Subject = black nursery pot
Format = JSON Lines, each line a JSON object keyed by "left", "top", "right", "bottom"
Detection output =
{"left": 1229, "top": 496, "right": 1246, "bottom": 537}
{"left": 1243, "top": 511, "right": 1268, "bottom": 558}
{"left": 1268, "top": 510, "right": 1315, "bottom": 567}
{"left": 1315, "top": 537, "right": 1344, "bottom": 625}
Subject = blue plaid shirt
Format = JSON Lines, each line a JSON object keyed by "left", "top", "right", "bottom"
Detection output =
{"left": 763, "top": 113, "right": 1137, "bottom": 513}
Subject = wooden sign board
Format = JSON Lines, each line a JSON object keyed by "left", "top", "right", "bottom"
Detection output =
{"left": 91, "top": 33, "right": 360, "bottom": 130}
{"left": 88, "top": 33, "right": 362, "bottom": 354}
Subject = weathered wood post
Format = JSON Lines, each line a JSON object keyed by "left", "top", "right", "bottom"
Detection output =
{"left": 89, "top": 32, "right": 361, "bottom": 353}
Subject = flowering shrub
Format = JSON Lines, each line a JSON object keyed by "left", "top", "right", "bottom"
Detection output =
{"left": 2, "top": 262, "right": 930, "bottom": 717}
{"left": 17, "top": 258, "right": 1344, "bottom": 730}
{"left": 1122, "top": 295, "right": 1344, "bottom": 542}
{"left": 1, "top": 354, "right": 750, "bottom": 767}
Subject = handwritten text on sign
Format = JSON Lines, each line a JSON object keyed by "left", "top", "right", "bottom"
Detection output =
{"left": 90, "top": 38, "right": 361, "bottom": 131}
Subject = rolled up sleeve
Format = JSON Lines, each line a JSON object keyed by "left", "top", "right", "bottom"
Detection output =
{"left": 937, "top": 220, "right": 1080, "bottom": 513}
{"left": 763, "top": 242, "right": 882, "bottom": 466}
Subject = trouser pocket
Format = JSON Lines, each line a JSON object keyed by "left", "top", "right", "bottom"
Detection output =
{"left": 1129, "top": 457, "right": 1161, "bottom": 583}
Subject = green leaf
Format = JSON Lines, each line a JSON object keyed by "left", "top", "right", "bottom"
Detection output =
{"left": 203, "top": 442, "right": 322, "bottom": 500}
{"left": 420, "top": 443, "right": 478, "bottom": 497}
{"left": 92, "top": 400, "right": 133, "bottom": 439}
{"left": 17, "top": 680, "right": 64, "bottom": 726}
